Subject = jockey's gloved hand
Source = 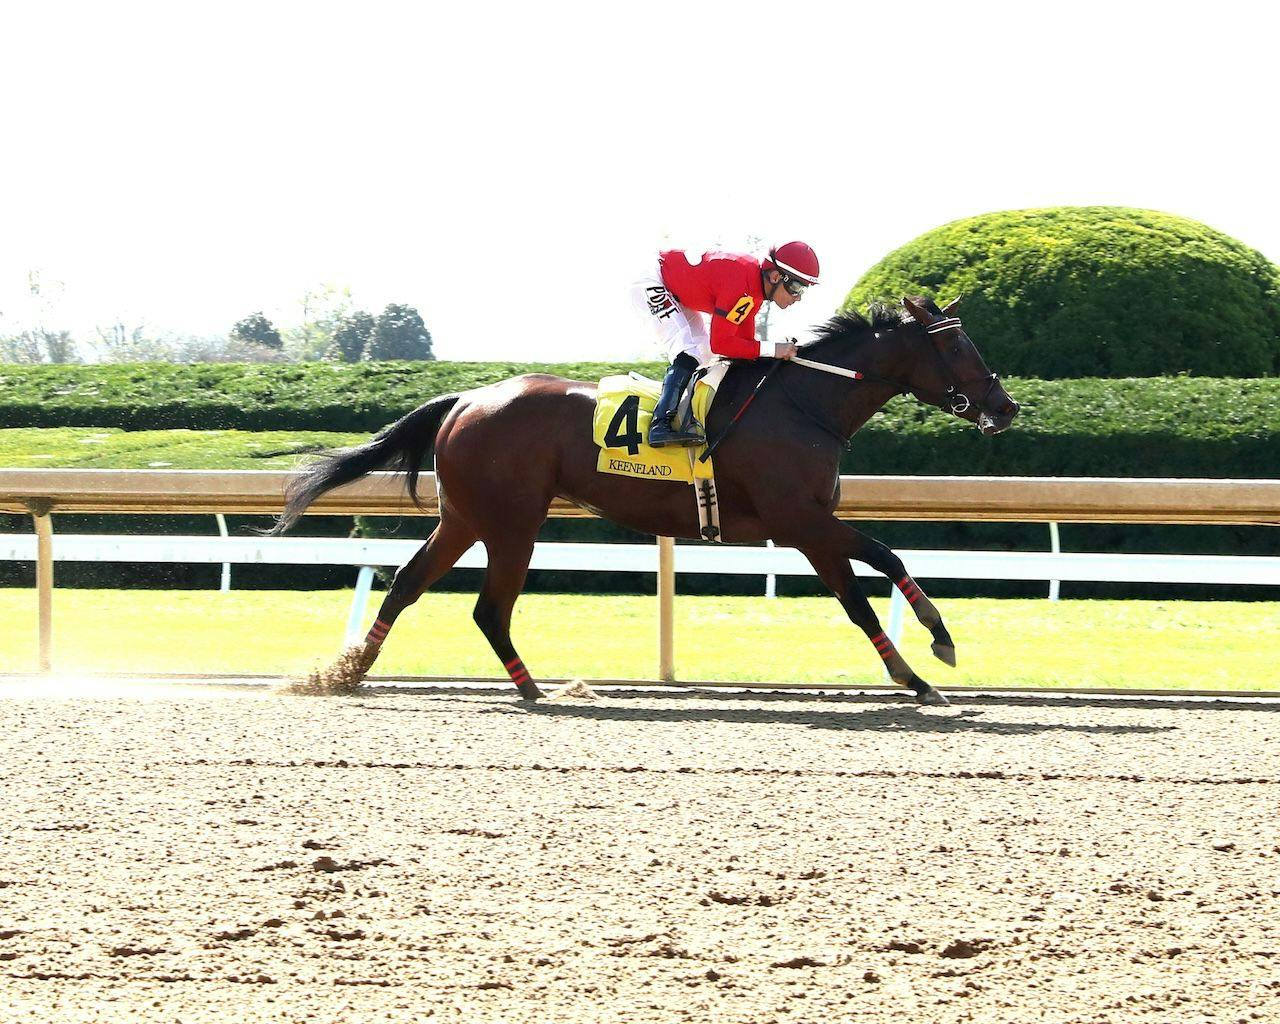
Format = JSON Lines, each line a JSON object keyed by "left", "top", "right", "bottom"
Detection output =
{"left": 772, "top": 339, "right": 799, "bottom": 360}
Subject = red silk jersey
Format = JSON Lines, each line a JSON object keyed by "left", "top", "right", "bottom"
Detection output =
{"left": 658, "top": 250, "right": 767, "bottom": 359}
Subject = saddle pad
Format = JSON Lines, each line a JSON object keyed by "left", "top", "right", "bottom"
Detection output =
{"left": 593, "top": 374, "right": 714, "bottom": 482}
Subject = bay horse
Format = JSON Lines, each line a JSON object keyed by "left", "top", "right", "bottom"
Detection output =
{"left": 271, "top": 296, "right": 1019, "bottom": 705}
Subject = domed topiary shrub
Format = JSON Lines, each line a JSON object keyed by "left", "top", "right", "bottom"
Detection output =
{"left": 845, "top": 207, "right": 1280, "bottom": 378}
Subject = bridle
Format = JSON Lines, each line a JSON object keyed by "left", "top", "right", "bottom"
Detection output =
{"left": 790, "top": 315, "right": 1004, "bottom": 423}
{"left": 920, "top": 317, "right": 1003, "bottom": 417}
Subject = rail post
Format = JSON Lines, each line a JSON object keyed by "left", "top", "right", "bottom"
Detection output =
{"left": 1049, "top": 521, "right": 1061, "bottom": 601}
{"left": 884, "top": 586, "right": 906, "bottom": 683}
{"left": 346, "top": 566, "right": 377, "bottom": 645}
{"left": 658, "top": 536, "right": 675, "bottom": 683}
{"left": 216, "top": 514, "right": 231, "bottom": 592}
{"left": 25, "top": 499, "right": 54, "bottom": 673}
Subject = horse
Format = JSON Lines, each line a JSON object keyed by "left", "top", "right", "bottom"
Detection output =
{"left": 271, "top": 296, "right": 1019, "bottom": 704}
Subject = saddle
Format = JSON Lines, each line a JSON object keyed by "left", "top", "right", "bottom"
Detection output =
{"left": 592, "top": 361, "right": 732, "bottom": 540}
{"left": 592, "top": 365, "right": 728, "bottom": 483}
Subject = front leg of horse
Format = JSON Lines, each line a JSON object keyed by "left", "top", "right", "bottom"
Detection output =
{"left": 895, "top": 574, "right": 956, "bottom": 667}
{"left": 868, "top": 628, "right": 950, "bottom": 707}
{"left": 797, "top": 543, "right": 949, "bottom": 707}
{"left": 844, "top": 529, "right": 957, "bottom": 667}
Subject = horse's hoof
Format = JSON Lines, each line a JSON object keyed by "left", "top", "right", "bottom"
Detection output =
{"left": 517, "top": 682, "right": 545, "bottom": 701}
{"left": 931, "top": 642, "right": 957, "bottom": 667}
{"left": 916, "top": 686, "right": 950, "bottom": 707}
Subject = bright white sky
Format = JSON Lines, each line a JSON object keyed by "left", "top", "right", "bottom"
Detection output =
{"left": 1, "top": 1, "right": 1276, "bottom": 361}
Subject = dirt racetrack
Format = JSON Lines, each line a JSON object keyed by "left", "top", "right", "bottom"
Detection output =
{"left": 1, "top": 681, "right": 1278, "bottom": 1024}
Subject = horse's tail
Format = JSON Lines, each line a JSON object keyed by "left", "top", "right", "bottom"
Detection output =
{"left": 267, "top": 393, "right": 462, "bottom": 536}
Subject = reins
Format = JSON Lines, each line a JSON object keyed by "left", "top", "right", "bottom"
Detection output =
{"left": 704, "top": 312, "right": 1004, "bottom": 457}
{"left": 778, "top": 368, "right": 850, "bottom": 444}
{"left": 780, "top": 349, "right": 905, "bottom": 446}
{"left": 791, "top": 314, "right": 1002, "bottom": 423}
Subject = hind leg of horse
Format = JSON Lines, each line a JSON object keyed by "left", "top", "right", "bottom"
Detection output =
{"left": 836, "top": 524, "right": 956, "bottom": 666}
{"left": 362, "top": 516, "right": 478, "bottom": 655}
{"left": 472, "top": 532, "right": 545, "bottom": 701}
{"left": 800, "top": 546, "right": 949, "bottom": 707}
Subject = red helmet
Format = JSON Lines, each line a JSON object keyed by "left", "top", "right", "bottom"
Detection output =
{"left": 765, "top": 241, "right": 820, "bottom": 285}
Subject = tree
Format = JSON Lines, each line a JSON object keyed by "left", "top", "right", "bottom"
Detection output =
{"left": 95, "top": 322, "right": 173, "bottom": 362}
{"left": 230, "top": 312, "right": 283, "bottom": 351}
{"left": 0, "top": 328, "right": 79, "bottom": 363}
{"left": 363, "top": 304, "right": 434, "bottom": 361}
{"left": 284, "top": 284, "right": 353, "bottom": 361}
{"left": 0, "top": 332, "right": 42, "bottom": 363}
{"left": 191, "top": 334, "right": 288, "bottom": 363}
{"left": 329, "top": 310, "right": 375, "bottom": 362}
{"left": 40, "top": 329, "right": 77, "bottom": 363}
{"left": 1, "top": 270, "right": 81, "bottom": 363}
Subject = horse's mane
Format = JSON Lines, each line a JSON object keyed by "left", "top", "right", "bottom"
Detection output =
{"left": 800, "top": 303, "right": 907, "bottom": 355}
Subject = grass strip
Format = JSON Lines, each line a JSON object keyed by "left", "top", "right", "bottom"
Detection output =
{"left": 0, "top": 428, "right": 363, "bottom": 470}
{"left": 0, "top": 589, "right": 1273, "bottom": 691}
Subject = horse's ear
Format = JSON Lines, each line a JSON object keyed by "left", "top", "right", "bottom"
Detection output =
{"left": 902, "top": 296, "right": 932, "bottom": 325}
{"left": 941, "top": 296, "right": 962, "bottom": 316}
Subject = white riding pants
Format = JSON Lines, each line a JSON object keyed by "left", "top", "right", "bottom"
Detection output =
{"left": 629, "top": 259, "right": 710, "bottom": 364}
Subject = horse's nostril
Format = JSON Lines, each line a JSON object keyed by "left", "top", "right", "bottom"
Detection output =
{"left": 1004, "top": 401, "right": 1020, "bottom": 417}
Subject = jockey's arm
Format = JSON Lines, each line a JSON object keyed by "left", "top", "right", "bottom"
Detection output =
{"left": 708, "top": 315, "right": 795, "bottom": 360}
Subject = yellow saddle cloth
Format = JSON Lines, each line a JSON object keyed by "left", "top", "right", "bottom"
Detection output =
{"left": 593, "top": 374, "right": 715, "bottom": 482}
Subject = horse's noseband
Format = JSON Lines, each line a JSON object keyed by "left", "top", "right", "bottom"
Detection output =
{"left": 927, "top": 317, "right": 1002, "bottom": 419}
{"left": 945, "top": 373, "right": 1001, "bottom": 416}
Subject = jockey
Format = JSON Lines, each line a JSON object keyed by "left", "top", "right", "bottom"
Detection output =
{"left": 631, "top": 241, "right": 820, "bottom": 447}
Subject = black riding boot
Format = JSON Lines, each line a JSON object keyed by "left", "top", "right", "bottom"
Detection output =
{"left": 647, "top": 354, "right": 705, "bottom": 448}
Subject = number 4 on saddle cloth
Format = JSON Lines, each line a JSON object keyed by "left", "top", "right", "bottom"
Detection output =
{"left": 593, "top": 362, "right": 731, "bottom": 541}
{"left": 592, "top": 365, "right": 728, "bottom": 484}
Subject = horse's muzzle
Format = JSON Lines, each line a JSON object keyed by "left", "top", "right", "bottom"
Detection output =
{"left": 977, "top": 398, "right": 1020, "bottom": 436}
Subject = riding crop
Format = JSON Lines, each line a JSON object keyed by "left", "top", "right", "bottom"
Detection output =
{"left": 698, "top": 361, "right": 782, "bottom": 463}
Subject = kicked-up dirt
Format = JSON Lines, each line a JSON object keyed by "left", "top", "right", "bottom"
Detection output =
{"left": 0, "top": 680, "right": 1277, "bottom": 1023}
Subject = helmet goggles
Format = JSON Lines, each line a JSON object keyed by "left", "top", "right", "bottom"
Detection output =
{"left": 780, "top": 274, "right": 810, "bottom": 298}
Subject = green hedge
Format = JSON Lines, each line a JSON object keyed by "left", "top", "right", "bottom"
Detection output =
{"left": 0, "top": 361, "right": 665, "bottom": 432}
{"left": 844, "top": 377, "right": 1280, "bottom": 479}
{"left": 1, "top": 361, "right": 1276, "bottom": 479}
{"left": 847, "top": 207, "right": 1280, "bottom": 378}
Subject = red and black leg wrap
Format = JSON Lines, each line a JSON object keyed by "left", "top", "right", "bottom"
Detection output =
{"left": 898, "top": 575, "right": 924, "bottom": 606}
{"left": 870, "top": 630, "right": 894, "bottom": 662}
{"left": 504, "top": 656, "right": 532, "bottom": 689}
{"left": 365, "top": 618, "right": 391, "bottom": 646}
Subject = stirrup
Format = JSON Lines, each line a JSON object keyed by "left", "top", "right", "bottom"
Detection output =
{"left": 648, "top": 418, "right": 705, "bottom": 448}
